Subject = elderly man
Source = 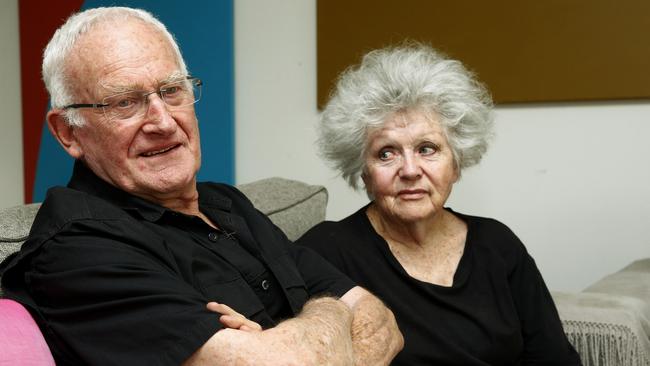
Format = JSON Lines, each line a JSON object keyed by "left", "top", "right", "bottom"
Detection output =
{"left": 0, "top": 7, "right": 402, "bottom": 366}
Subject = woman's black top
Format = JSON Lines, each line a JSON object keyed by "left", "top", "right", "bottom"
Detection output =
{"left": 296, "top": 205, "right": 582, "bottom": 365}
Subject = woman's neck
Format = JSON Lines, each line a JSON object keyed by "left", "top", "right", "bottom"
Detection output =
{"left": 365, "top": 203, "right": 468, "bottom": 286}
{"left": 365, "top": 203, "right": 452, "bottom": 247}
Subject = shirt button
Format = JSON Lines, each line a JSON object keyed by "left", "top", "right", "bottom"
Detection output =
{"left": 208, "top": 232, "right": 219, "bottom": 242}
{"left": 261, "top": 279, "right": 270, "bottom": 290}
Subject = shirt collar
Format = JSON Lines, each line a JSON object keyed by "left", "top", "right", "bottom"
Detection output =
{"left": 197, "top": 183, "right": 232, "bottom": 211}
{"left": 66, "top": 160, "right": 232, "bottom": 222}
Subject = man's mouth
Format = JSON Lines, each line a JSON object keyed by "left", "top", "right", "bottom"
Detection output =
{"left": 141, "top": 144, "right": 179, "bottom": 157}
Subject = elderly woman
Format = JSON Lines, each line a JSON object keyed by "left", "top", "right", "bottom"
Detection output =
{"left": 296, "top": 44, "right": 581, "bottom": 365}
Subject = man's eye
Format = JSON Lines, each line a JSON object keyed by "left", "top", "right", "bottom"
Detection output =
{"left": 162, "top": 81, "right": 189, "bottom": 97}
{"left": 163, "top": 85, "right": 180, "bottom": 95}
{"left": 114, "top": 98, "right": 137, "bottom": 109}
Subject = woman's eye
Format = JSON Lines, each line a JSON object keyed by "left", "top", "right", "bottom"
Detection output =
{"left": 419, "top": 145, "right": 437, "bottom": 155}
{"left": 379, "top": 150, "right": 393, "bottom": 160}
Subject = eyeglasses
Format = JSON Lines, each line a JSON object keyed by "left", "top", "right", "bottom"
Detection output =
{"left": 62, "top": 76, "right": 202, "bottom": 122}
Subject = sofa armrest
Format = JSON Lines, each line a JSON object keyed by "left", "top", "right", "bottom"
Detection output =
{"left": 552, "top": 291, "right": 650, "bottom": 366}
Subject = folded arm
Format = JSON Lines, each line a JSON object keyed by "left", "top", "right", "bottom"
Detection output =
{"left": 190, "top": 286, "right": 403, "bottom": 366}
{"left": 183, "top": 296, "right": 355, "bottom": 366}
{"left": 340, "top": 286, "right": 404, "bottom": 366}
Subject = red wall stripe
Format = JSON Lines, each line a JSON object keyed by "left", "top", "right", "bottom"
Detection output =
{"left": 19, "top": 1, "right": 84, "bottom": 203}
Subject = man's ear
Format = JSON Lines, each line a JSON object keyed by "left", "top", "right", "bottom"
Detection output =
{"left": 46, "top": 110, "right": 84, "bottom": 159}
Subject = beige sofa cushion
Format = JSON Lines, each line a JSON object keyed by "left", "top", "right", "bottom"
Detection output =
{"left": 0, "top": 203, "right": 40, "bottom": 268}
{"left": 237, "top": 177, "right": 328, "bottom": 241}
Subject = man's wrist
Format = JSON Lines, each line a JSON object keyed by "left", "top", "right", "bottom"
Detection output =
{"left": 301, "top": 296, "right": 353, "bottom": 321}
{"left": 289, "top": 296, "right": 355, "bottom": 365}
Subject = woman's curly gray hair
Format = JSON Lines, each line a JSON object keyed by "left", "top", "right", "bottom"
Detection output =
{"left": 318, "top": 42, "right": 494, "bottom": 190}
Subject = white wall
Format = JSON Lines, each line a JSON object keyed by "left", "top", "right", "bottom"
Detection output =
{"left": 0, "top": 0, "right": 24, "bottom": 209}
{"left": 235, "top": 0, "right": 650, "bottom": 292}
{"left": 449, "top": 104, "right": 650, "bottom": 292}
{"left": 234, "top": 0, "right": 368, "bottom": 216}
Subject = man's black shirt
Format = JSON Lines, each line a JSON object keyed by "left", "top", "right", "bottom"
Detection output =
{"left": 0, "top": 161, "right": 354, "bottom": 365}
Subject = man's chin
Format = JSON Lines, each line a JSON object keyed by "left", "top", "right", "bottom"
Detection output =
{"left": 131, "top": 172, "right": 196, "bottom": 195}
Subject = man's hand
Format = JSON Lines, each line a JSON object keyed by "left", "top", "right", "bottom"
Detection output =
{"left": 340, "top": 287, "right": 404, "bottom": 366}
{"left": 206, "top": 302, "right": 262, "bottom": 332}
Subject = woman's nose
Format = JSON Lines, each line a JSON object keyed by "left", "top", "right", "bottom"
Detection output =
{"left": 398, "top": 153, "right": 422, "bottom": 179}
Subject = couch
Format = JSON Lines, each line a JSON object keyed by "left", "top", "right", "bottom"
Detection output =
{"left": 1, "top": 177, "right": 648, "bottom": 365}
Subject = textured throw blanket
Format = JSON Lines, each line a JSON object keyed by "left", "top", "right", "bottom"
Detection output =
{"left": 553, "top": 258, "right": 650, "bottom": 366}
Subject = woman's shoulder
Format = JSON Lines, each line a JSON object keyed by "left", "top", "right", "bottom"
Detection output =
{"left": 449, "top": 208, "right": 515, "bottom": 235}
{"left": 448, "top": 208, "right": 527, "bottom": 257}
{"left": 296, "top": 206, "right": 371, "bottom": 250}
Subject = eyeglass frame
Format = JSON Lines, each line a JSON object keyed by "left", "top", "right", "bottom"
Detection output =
{"left": 61, "top": 76, "right": 202, "bottom": 120}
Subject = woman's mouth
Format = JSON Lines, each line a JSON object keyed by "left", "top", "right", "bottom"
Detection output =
{"left": 398, "top": 189, "right": 427, "bottom": 199}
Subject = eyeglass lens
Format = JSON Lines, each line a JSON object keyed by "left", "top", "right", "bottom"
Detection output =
{"left": 101, "top": 78, "right": 201, "bottom": 121}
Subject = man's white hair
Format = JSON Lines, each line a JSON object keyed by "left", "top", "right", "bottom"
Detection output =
{"left": 42, "top": 7, "right": 188, "bottom": 126}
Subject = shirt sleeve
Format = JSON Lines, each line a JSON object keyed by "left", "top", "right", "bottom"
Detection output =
{"left": 507, "top": 239, "right": 582, "bottom": 365}
{"left": 26, "top": 221, "right": 221, "bottom": 366}
{"left": 295, "top": 221, "right": 349, "bottom": 269}
{"left": 283, "top": 227, "right": 356, "bottom": 299}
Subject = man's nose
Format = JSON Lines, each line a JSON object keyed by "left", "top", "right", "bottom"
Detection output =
{"left": 141, "top": 94, "right": 176, "bottom": 134}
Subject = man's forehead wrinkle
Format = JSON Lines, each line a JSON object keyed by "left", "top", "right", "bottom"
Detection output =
{"left": 99, "top": 80, "right": 144, "bottom": 94}
{"left": 63, "top": 18, "right": 184, "bottom": 100}
{"left": 98, "top": 70, "right": 184, "bottom": 94}
{"left": 163, "top": 71, "right": 185, "bottom": 83}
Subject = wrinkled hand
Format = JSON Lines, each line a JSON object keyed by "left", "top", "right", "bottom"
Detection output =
{"left": 341, "top": 287, "right": 404, "bottom": 366}
{"left": 206, "top": 302, "right": 262, "bottom": 332}
{"left": 350, "top": 296, "right": 403, "bottom": 366}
